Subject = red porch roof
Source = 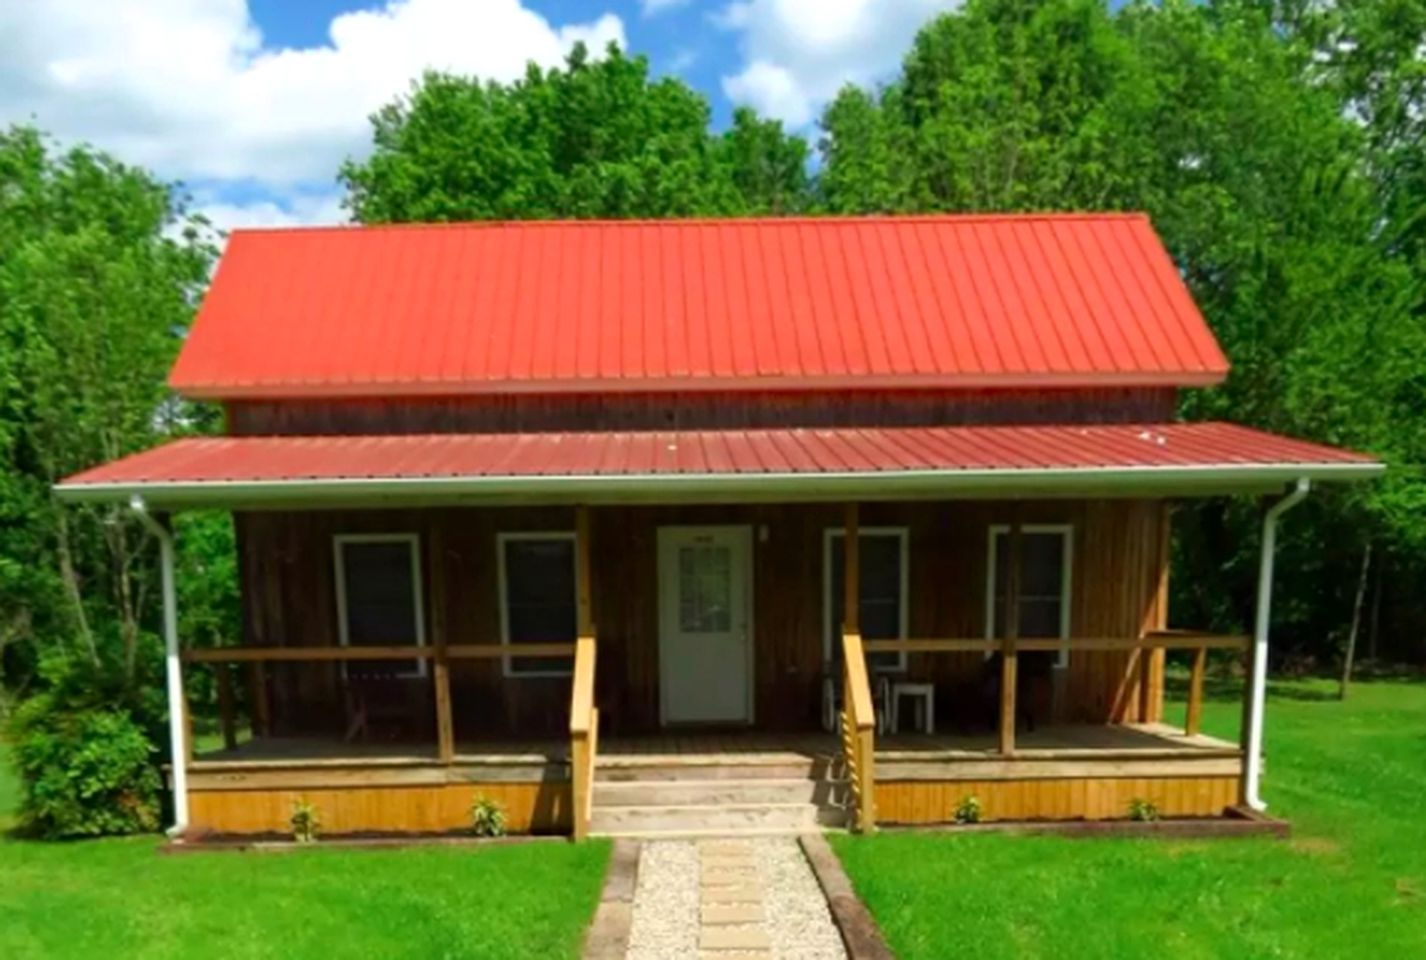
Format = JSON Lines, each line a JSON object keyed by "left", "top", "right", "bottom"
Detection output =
{"left": 170, "top": 214, "right": 1229, "bottom": 399}
{"left": 56, "top": 423, "right": 1380, "bottom": 506}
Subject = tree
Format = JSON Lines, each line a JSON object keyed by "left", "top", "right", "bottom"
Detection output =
{"left": 0, "top": 125, "right": 216, "bottom": 690}
{"left": 340, "top": 43, "right": 811, "bottom": 222}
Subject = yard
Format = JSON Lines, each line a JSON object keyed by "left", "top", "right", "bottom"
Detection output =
{"left": 0, "top": 751, "right": 609, "bottom": 960}
{"left": 832, "top": 677, "right": 1426, "bottom": 958}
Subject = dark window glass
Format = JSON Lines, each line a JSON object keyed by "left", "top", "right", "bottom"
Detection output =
{"left": 504, "top": 538, "right": 576, "bottom": 675}
{"left": 340, "top": 539, "right": 421, "bottom": 675}
{"left": 991, "top": 530, "right": 1067, "bottom": 640}
{"left": 829, "top": 533, "right": 903, "bottom": 672}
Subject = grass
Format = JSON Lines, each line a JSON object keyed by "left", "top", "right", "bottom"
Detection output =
{"left": 831, "top": 677, "right": 1426, "bottom": 959}
{"left": 0, "top": 745, "right": 609, "bottom": 960}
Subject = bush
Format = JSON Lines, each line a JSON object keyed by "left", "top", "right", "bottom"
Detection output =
{"left": 954, "top": 794, "right": 982, "bottom": 824}
{"left": 290, "top": 798, "right": 321, "bottom": 843}
{"left": 470, "top": 795, "right": 508, "bottom": 837}
{"left": 1128, "top": 797, "right": 1161, "bottom": 822}
{"left": 11, "top": 699, "right": 160, "bottom": 837}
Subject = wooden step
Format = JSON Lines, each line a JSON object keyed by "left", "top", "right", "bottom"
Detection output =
{"left": 593, "top": 778, "right": 846, "bottom": 807}
{"left": 595, "top": 755, "right": 837, "bottom": 782}
{"left": 588, "top": 801, "right": 846, "bottom": 836}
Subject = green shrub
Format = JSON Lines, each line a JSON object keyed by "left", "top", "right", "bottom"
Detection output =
{"left": 11, "top": 699, "right": 160, "bottom": 837}
{"left": 1128, "top": 797, "right": 1161, "bottom": 822}
{"left": 470, "top": 795, "right": 508, "bottom": 837}
{"left": 290, "top": 798, "right": 321, "bottom": 843}
{"left": 954, "top": 794, "right": 982, "bottom": 824}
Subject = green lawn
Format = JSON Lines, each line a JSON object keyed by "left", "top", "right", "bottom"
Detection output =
{"left": 832, "top": 677, "right": 1426, "bottom": 959}
{"left": 0, "top": 745, "right": 609, "bottom": 960}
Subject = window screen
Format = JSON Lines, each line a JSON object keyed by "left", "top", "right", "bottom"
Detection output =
{"left": 503, "top": 537, "right": 577, "bottom": 676}
{"left": 338, "top": 538, "right": 422, "bottom": 676}
{"left": 828, "top": 532, "right": 905, "bottom": 672}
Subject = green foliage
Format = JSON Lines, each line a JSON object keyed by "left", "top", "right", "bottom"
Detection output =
{"left": 1127, "top": 797, "right": 1160, "bottom": 822}
{"left": 9, "top": 691, "right": 160, "bottom": 838}
{"left": 469, "top": 795, "right": 508, "bottom": 838}
{"left": 290, "top": 799, "right": 321, "bottom": 843}
{"left": 954, "top": 793, "right": 983, "bottom": 824}
{"left": 340, "top": 43, "right": 811, "bottom": 222}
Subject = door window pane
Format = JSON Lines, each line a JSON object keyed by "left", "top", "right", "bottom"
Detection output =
{"left": 678, "top": 544, "right": 732, "bottom": 633}
{"left": 503, "top": 537, "right": 576, "bottom": 675}
{"left": 829, "top": 532, "right": 904, "bottom": 672}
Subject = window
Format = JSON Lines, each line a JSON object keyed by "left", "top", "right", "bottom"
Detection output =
{"left": 825, "top": 529, "right": 908, "bottom": 673}
{"left": 334, "top": 534, "right": 425, "bottom": 677}
{"left": 498, "top": 533, "right": 577, "bottom": 677}
{"left": 986, "top": 525, "right": 1073, "bottom": 666}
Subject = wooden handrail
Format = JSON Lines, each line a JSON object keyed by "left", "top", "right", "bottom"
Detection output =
{"left": 182, "top": 642, "right": 578, "bottom": 663}
{"left": 569, "top": 633, "right": 597, "bottom": 841}
{"left": 841, "top": 630, "right": 876, "bottom": 833}
{"left": 862, "top": 634, "right": 1249, "bottom": 654}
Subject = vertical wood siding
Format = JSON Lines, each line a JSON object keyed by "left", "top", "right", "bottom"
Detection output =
{"left": 236, "top": 499, "right": 1172, "bottom": 738}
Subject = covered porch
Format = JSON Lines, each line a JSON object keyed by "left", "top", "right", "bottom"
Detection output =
{"left": 54, "top": 421, "right": 1381, "bottom": 837}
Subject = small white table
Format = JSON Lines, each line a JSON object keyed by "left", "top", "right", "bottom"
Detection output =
{"left": 890, "top": 682, "right": 935, "bottom": 735}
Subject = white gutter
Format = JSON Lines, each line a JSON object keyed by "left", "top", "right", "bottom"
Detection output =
{"left": 1244, "top": 478, "right": 1311, "bottom": 811}
{"left": 130, "top": 496, "right": 188, "bottom": 837}
{"left": 55, "top": 461, "right": 1383, "bottom": 508}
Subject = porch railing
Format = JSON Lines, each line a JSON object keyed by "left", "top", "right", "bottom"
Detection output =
{"left": 569, "top": 633, "right": 599, "bottom": 842}
{"left": 180, "top": 643, "right": 577, "bottom": 764}
{"left": 861, "top": 630, "right": 1249, "bottom": 749}
{"left": 840, "top": 630, "right": 877, "bottom": 832}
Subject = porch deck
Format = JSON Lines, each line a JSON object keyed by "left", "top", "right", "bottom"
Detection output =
{"left": 191, "top": 722, "right": 1239, "bottom": 768}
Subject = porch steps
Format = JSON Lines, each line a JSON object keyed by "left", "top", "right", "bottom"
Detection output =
{"left": 588, "top": 753, "right": 848, "bottom": 838}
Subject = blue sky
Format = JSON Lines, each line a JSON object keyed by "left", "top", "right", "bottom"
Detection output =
{"left": 0, "top": 1, "right": 959, "bottom": 232}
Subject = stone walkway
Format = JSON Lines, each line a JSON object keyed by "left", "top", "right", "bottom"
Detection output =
{"left": 626, "top": 837, "right": 847, "bottom": 960}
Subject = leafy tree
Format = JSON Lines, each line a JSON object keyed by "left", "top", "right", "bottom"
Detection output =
{"left": 341, "top": 43, "right": 810, "bottom": 221}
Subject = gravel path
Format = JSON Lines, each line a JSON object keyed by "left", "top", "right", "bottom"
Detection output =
{"left": 625, "top": 837, "right": 846, "bottom": 960}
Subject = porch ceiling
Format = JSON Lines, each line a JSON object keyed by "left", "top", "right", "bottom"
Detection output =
{"left": 54, "top": 421, "right": 1381, "bottom": 509}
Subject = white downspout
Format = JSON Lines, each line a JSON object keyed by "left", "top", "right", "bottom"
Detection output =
{"left": 1244, "top": 477, "right": 1310, "bottom": 811}
{"left": 131, "top": 496, "right": 188, "bottom": 836}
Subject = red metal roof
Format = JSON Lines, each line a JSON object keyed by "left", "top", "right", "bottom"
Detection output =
{"left": 57, "top": 423, "right": 1378, "bottom": 503}
{"left": 170, "top": 214, "right": 1229, "bottom": 399}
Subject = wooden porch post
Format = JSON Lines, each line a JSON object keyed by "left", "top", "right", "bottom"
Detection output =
{"left": 999, "top": 517, "right": 1022, "bottom": 756}
{"left": 215, "top": 665, "right": 238, "bottom": 751}
{"left": 576, "top": 505, "right": 594, "bottom": 637}
{"left": 1185, "top": 645, "right": 1207, "bottom": 736}
{"left": 843, "top": 503, "right": 860, "bottom": 634}
{"left": 428, "top": 526, "right": 454, "bottom": 763}
{"left": 570, "top": 505, "right": 597, "bottom": 841}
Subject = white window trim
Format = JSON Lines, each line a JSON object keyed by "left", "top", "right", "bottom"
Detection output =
{"left": 984, "top": 523, "right": 1074, "bottom": 668}
{"left": 333, "top": 533, "right": 427, "bottom": 679}
{"left": 822, "top": 527, "right": 910, "bottom": 673}
{"left": 497, "top": 531, "right": 577, "bottom": 679}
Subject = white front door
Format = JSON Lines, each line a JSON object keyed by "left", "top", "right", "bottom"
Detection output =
{"left": 658, "top": 526, "right": 753, "bottom": 725}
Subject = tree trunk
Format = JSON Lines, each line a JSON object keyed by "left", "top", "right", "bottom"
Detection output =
{"left": 54, "top": 507, "right": 98, "bottom": 666}
{"left": 1339, "top": 543, "right": 1372, "bottom": 700}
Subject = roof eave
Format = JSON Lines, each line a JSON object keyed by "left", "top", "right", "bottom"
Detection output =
{"left": 54, "top": 461, "right": 1385, "bottom": 511}
{"left": 171, "top": 370, "right": 1229, "bottom": 401}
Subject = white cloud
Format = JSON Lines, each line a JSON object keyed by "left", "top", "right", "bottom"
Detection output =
{"left": 718, "top": 0, "right": 956, "bottom": 127}
{"left": 196, "top": 191, "right": 348, "bottom": 234}
{"left": 0, "top": 0, "right": 625, "bottom": 226}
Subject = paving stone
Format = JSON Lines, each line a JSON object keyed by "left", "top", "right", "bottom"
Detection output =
{"left": 701, "top": 854, "right": 758, "bottom": 869}
{"left": 701, "top": 903, "right": 765, "bottom": 925}
{"left": 698, "top": 951, "right": 773, "bottom": 960}
{"left": 701, "top": 867, "right": 759, "bottom": 885}
{"left": 700, "top": 884, "right": 762, "bottom": 904}
{"left": 699, "top": 925, "right": 772, "bottom": 951}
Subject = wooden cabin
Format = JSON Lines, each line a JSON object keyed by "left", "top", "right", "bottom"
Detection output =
{"left": 57, "top": 215, "right": 1381, "bottom": 839}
